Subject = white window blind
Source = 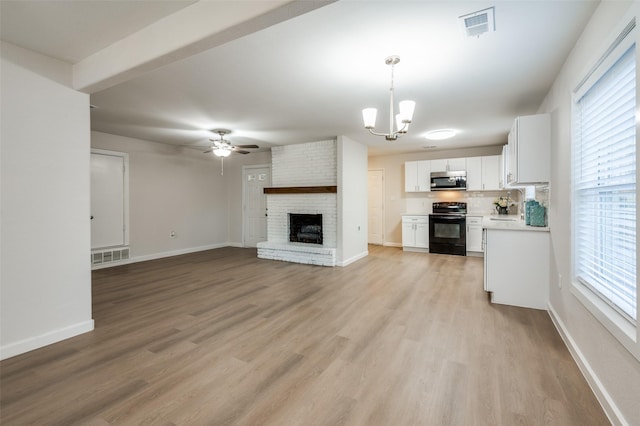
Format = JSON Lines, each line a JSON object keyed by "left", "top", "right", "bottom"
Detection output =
{"left": 573, "top": 43, "right": 637, "bottom": 322}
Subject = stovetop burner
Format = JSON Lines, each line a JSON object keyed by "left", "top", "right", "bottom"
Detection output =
{"left": 432, "top": 201, "right": 467, "bottom": 215}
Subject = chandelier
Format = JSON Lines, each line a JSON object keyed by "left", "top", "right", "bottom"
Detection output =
{"left": 362, "top": 55, "right": 415, "bottom": 141}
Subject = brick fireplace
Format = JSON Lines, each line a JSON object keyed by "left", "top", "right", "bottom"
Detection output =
{"left": 257, "top": 140, "right": 337, "bottom": 266}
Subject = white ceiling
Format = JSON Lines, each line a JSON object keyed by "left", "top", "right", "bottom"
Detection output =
{"left": 1, "top": 0, "right": 599, "bottom": 156}
{"left": 0, "top": 0, "right": 197, "bottom": 63}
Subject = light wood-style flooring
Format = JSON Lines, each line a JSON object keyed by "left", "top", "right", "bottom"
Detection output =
{"left": 1, "top": 246, "right": 608, "bottom": 425}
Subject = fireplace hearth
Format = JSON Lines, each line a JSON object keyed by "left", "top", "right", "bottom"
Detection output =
{"left": 289, "top": 213, "right": 323, "bottom": 244}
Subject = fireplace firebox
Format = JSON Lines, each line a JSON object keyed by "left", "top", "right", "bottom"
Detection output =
{"left": 289, "top": 213, "right": 323, "bottom": 244}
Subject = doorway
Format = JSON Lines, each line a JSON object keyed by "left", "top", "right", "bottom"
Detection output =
{"left": 91, "top": 150, "right": 129, "bottom": 249}
{"left": 243, "top": 165, "right": 271, "bottom": 247}
{"left": 368, "top": 169, "right": 384, "bottom": 245}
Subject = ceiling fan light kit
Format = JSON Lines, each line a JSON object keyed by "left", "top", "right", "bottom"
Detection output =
{"left": 213, "top": 147, "right": 231, "bottom": 157}
{"left": 362, "top": 55, "right": 415, "bottom": 141}
{"left": 206, "top": 128, "right": 259, "bottom": 157}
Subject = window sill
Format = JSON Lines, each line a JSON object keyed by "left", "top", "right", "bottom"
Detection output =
{"left": 571, "top": 281, "right": 639, "bottom": 362}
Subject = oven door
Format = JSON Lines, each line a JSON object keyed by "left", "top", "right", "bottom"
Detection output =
{"left": 429, "top": 214, "right": 466, "bottom": 256}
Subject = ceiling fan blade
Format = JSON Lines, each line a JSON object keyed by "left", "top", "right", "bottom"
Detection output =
{"left": 203, "top": 149, "right": 212, "bottom": 153}
{"left": 234, "top": 144, "right": 259, "bottom": 149}
{"left": 235, "top": 150, "right": 250, "bottom": 154}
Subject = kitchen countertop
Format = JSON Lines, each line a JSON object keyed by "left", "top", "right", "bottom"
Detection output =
{"left": 482, "top": 216, "right": 549, "bottom": 232}
{"left": 402, "top": 213, "right": 550, "bottom": 232}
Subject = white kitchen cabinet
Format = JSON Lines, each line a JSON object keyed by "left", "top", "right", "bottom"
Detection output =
{"left": 402, "top": 215, "right": 429, "bottom": 252}
{"left": 404, "top": 161, "right": 430, "bottom": 192}
{"left": 466, "top": 157, "right": 482, "bottom": 191}
{"left": 466, "top": 156, "right": 500, "bottom": 191}
{"left": 481, "top": 155, "right": 501, "bottom": 190}
{"left": 506, "top": 113, "right": 550, "bottom": 185}
{"left": 499, "top": 145, "right": 508, "bottom": 189}
{"left": 430, "top": 157, "right": 466, "bottom": 173}
{"left": 466, "top": 216, "right": 483, "bottom": 253}
{"left": 483, "top": 228, "right": 549, "bottom": 309}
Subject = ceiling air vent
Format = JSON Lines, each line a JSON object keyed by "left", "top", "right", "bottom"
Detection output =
{"left": 459, "top": 7, "right": 495, "bottom": 38}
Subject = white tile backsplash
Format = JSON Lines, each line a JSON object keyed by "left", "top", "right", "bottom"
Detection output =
{"left": 405, "top": 190, "right": 524, "bottom": 216}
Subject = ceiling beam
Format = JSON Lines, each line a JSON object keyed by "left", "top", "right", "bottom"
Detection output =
{"left": 73, "top": 0, "right": 335, "bottom": 93}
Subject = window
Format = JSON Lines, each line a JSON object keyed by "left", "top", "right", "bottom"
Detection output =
{"left": 573, "top": 22, "right": 637, "bottom": 327}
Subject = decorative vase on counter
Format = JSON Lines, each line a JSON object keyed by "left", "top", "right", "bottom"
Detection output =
{"left": 496, "top": 206, "right": 509, "bottom": 215}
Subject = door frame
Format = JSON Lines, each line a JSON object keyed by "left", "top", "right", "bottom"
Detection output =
{"left": 242, "top": 163, "right": 271, "bottom": 247}
{"left": 91, "top": 148, "right": 130, "bottom": 248}
{"left": 367, "top": 168, "right": 385, "bottom": 245}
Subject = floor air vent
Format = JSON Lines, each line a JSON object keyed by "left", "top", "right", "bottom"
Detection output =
{"left": 92, "top": 247, "right": 130, "bottom": 266}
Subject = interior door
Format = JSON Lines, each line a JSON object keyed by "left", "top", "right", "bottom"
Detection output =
{"left": 368, "top": 169, "right": 384, "bottom": 245}
{"left": 91, "top": 152, "right": 125, "bottom": 249}
{"left": 244, "top": 166, "right": 271, "bottom": 247}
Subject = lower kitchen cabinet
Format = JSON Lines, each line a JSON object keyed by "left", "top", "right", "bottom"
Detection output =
{"left": 402, "top": 215, "right": 429, "bottom": 252}
{"left": 466, "top": 216, "right": 483, "bottom": 254}
{"left": 483, "top": 228, "right": 549, "bottom": 309}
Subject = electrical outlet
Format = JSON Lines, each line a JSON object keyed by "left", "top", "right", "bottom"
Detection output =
{"left": 558, "top": 273, "right": 562, "bottom": 289}
{"left": 170, "top": 231, "right": 176, "bottom": 238}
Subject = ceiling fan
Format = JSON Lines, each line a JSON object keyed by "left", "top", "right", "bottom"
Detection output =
{"left": 204, "top": 129, "right": 259, "bottom": 157}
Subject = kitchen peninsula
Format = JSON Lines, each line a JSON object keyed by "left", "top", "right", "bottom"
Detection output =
{"left": 483, "top": 218, "right": 550, "bottom": 310}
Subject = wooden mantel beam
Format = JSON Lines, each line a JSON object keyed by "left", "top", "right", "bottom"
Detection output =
{"left": 263, "top": 186, "right": 337, "bottom": 194}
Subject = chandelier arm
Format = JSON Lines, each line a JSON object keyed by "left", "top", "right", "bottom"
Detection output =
{"left": 367, "top": 128, "right": 392, "bottom": 137}
{"left": 397, "top": 121, "right": 409, "bottom": 134}
{"left": 367, "top": 128, "right": 406, "bottom": 139}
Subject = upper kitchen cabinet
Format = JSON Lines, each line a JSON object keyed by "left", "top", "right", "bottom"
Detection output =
{"left": 405, "top": 160, "right": 430, "bottom": 192}
{"left": 500, "top": 145, "right": 508, "bottom": 189}
{"left": 467, "top": 155, "right": 500, "bottom": 191}
{"left": 430, "top": 157, "right": 466, "bottom": 173}
{"left": 481, "top": 155, "right": 501, "bottom": 190}
{"left": 506, "top": 113, "right": 550, "bottom": 185}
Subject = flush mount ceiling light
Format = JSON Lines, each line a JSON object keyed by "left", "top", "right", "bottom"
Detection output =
{"left": 425, "top": 129, "right": 457, "bottom": 140}
{"left": 362, "top": 56, "right": 415, "bottom": 141}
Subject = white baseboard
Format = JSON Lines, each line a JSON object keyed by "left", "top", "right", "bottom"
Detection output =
{"left": 90, "top": 244, "right": 231, "bottom": 270}
{"left": 227, "top": 242, "right": 245, "bottom": 248}
{"left": 547, "top": 303, "right": 627, "bottom": 426}
{"left": 0, "top": 319, "right": 94, "bottom": 361}
{"left": 132, "top": 243, "right": 229, "bottom": 263}
{"left": 337, "top": 250, "right": 368, "bottom": 267}
{"left": 383, "top": 242, "right": 403, "bottom": 248}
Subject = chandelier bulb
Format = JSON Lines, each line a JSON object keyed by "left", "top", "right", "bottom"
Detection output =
{"left": 362, "top": 108, "right": 377, "bottom": 129}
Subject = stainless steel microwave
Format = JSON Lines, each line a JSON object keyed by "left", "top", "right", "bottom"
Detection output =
{"left": 430, "top": 171, "right": 467, "bottom": 191}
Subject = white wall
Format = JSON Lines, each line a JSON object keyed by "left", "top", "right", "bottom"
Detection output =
{"left": 91, "top": 132, "right": 228, "bottom": 258}
{"left": 538, "top": 2, "right": 640, "bottom": 424}
{"left": 92, "top": 132, "right": 271, "bottom": 256}
{"left": 337, "top": 136, "right": 368, "bottom": 266}
{"left": 1, "top": 42, "right": 93, "bottom": 359}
